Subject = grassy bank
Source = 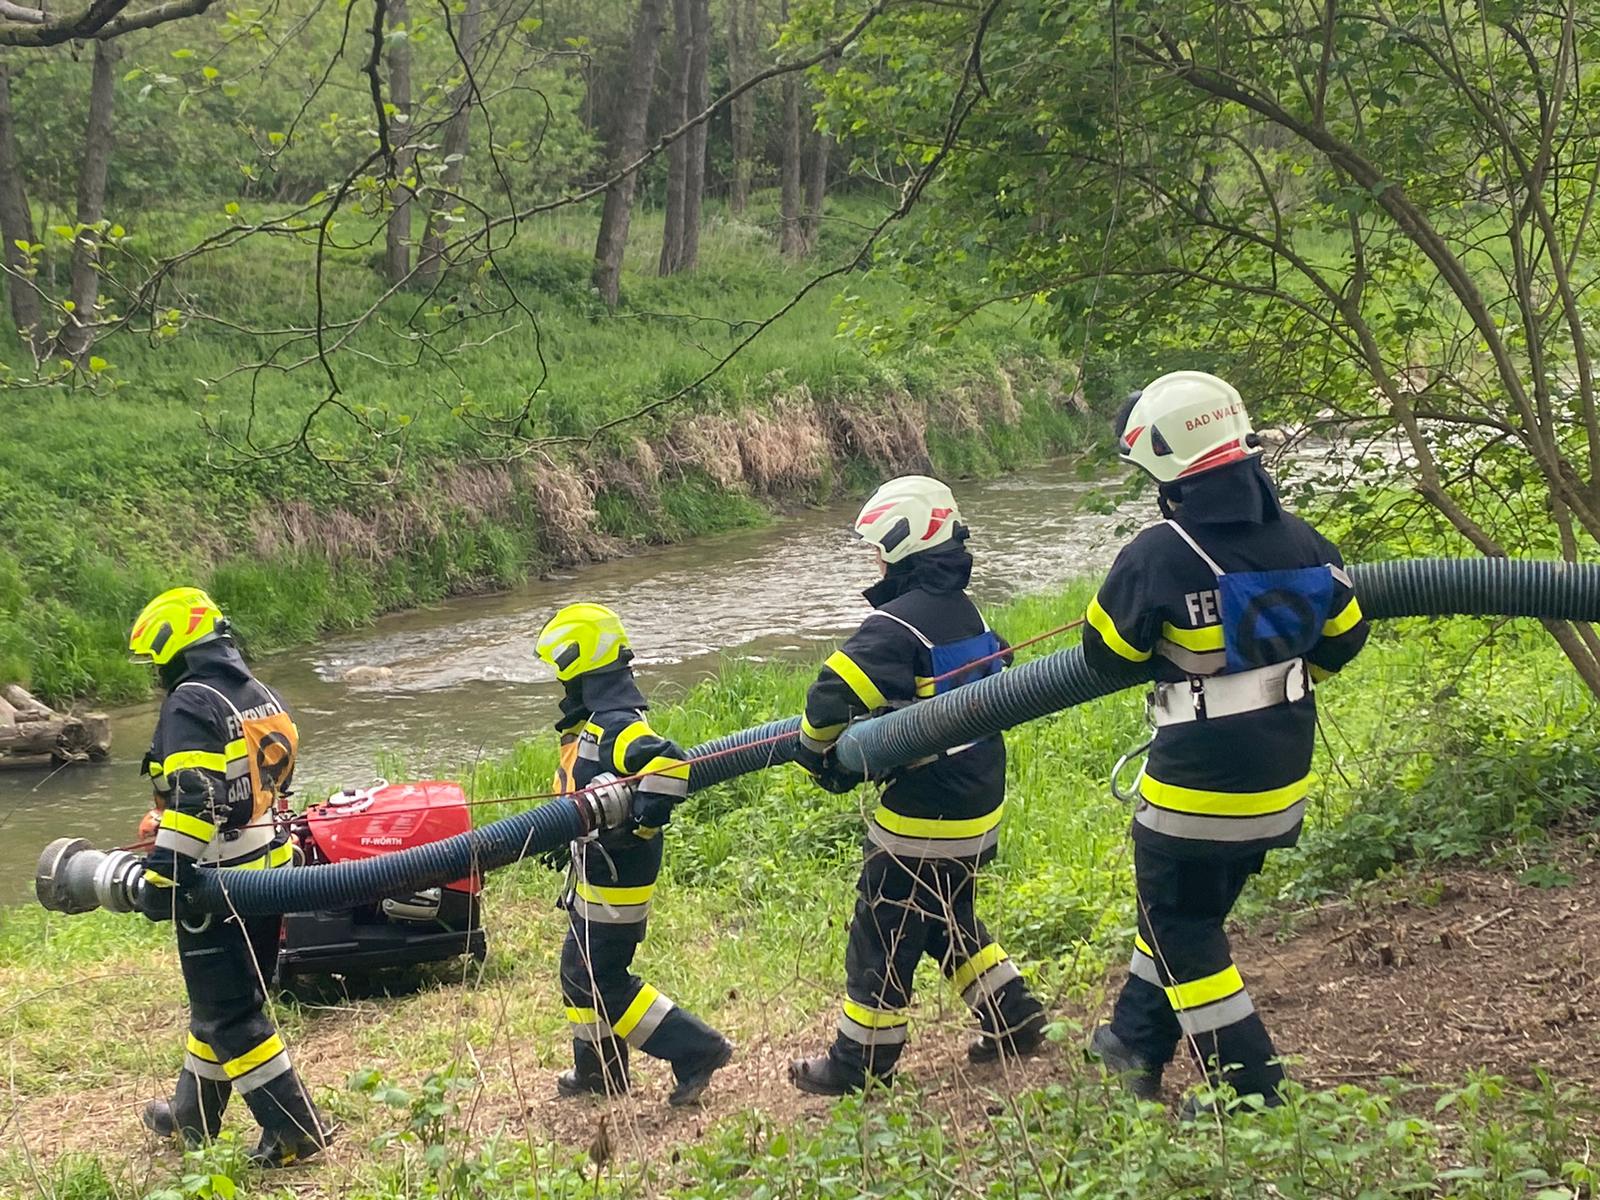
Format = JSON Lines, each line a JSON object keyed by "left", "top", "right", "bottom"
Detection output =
{"left": 0, "top": 195, "right": 1087, "bottom": 707}
{"left": 2, "top": 580, "right": 1597, "bottom": 1198}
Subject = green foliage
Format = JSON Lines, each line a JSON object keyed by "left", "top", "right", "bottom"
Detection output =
{"left": 805, "top": 0, "right": 1600, "bottom": 565}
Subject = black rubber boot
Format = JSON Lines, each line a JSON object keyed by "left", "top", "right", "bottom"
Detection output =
{"left": 557, "top": 1037, "right": 629, "bottom": 1098}
{"left": 241, "top": 1070, "right": 332, "bottom": 1169}
{"left": 668, "top": 1037, "right": 734, "bottom": 1107}
{"left": 967, "top": 1010, "right": 1047, "bottom": 1064}
{"left": 788, "top": 1054, "right": 875, "bottom": 1097}
{"left": 142, "top": 1100, "right": 187, "bottom": 1143}
{"left": 247, "top": 1125, "right": 332, "bottom": 1170}
{"left": 1089, "top": 1025, "right": 1163, "bottom": 1101}
{"left": 143, "top": 1070, "right": 227, "bottom": 1148}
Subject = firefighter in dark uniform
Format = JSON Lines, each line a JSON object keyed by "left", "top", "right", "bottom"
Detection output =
{"left": 536, "top": 603, "right": 735, "bottom": 1106}
{"left": 130, "top": 586, "right": 330, "bottom": 1167}
{"left": 1082, "top": 372, "right": 1370, "bottom": 1112}
{"left": 788, "top": 476, "right": 1047, "bottom": 1095}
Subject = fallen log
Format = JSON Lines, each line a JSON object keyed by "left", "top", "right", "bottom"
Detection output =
{"left": 0, "top": 687, "right": 111, "bottom": 765}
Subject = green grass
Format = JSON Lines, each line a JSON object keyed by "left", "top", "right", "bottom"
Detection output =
{"left": 0, "top": 194, "right": 1087, "bottom": 706}
{"left": 2, "top": 579, "right": 1597, "bottom": 1199}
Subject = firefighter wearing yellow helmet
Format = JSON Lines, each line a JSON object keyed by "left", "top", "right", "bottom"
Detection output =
{"left": 129, "top": 587, "right": 330, "bottom": 1167}
{"left": 535, "top": 602, "right": 734, "bottom": 1106}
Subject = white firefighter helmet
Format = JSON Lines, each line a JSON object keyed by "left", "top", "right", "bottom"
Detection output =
{"left": 854, "top": 475, "right": 963, "bottom": 564}
{"left": 1119, "top": 371, "right": 1261, "bottom": 484}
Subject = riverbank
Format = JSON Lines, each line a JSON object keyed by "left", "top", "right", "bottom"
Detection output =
{"left": 2, "top": 580, "right": 1596, "bottom": 1198}
{"left": 0, "top": 199, "right": 1090, "bottom": 709}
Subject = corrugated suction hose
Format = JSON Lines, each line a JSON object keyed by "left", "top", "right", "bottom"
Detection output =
{"left": 120, "top": 557, "right": 1600, "bottom": 917}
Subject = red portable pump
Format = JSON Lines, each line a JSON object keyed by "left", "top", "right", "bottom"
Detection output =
{"left": 140, "top": 780, "right": 488, "bottom": 983}
{"left": 276, "top": 780, "right": 487, "bottom": 983}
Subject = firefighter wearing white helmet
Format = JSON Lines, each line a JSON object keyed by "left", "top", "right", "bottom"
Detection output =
{"left": 534, "top": 603, "right": 734, "bottom": 1106}
{"left": 1083, "top": 371, "right": 1370, "bottom": 1116}
{"left": 789, "top": 476, "right": 1046, "bottom": 1095}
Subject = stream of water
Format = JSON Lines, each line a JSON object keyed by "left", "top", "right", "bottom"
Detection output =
{"left": 0, "top": 460, "right": 1140, "bottom": 902}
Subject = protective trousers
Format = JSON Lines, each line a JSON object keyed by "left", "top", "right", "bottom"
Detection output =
{"left": 829, "top": 848, "right": 1043, "bottom": 1085}
{"left": 559, "top": 832, "right": 723, "bottom": 1089}
{"left": 173, "top": 912, "right": 323, "bottom": 1144}
{"left": 1111, "top": 845, "right": 1284, "bottom": 1099}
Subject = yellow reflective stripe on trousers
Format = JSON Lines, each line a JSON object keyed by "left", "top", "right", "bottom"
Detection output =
{"left": 184, "top": 1034, "right": 229, "bottom": 1082}
{"left": 565, "top": 1006, "right": 599, "bottom": 1024}
{"left": 842, "top": 999, "right": 908, "bottom": 1029}
{"left": 1086, "top": 597, "right": 1151, "bottom": 663}
{"left": 144, "top": 868, "right": 176, "bottom": 887}
{"left": 950, "top": 943, "right": 1007, "bottom": 995}
{"left": 1158, "top": 622, "right": 1224, "bottom": 652}
{"left": 574, "top": 879, "right": 656, "bottom": 906}
{"left": 872, "top": 803, "right": 1004, "bottom": 840}
{"left": 159, "top": 808, "right": 217, "bottom": 840}
{"left": 1140, "top": 774, "right": 1310, "bottom": 817}
{"left": 611, "top": 720, "right": 651, "bottom": 773}
{"left": 824, "top": 650, "right": 888, "bottom": 711}
{"left": 224, "top": 1034, "right": 285, "bottom": 1079}
{"left": 161, "top": 749, "right": 229, "bottom": 775}
{"left": 613, "top": 985, "right": 676, "bottom": 1047}
{"left": 914, "top": 676, "right": 936, "bottom": 699}
{"left": 1165, "top": 964, "right": 1245, "bottom": 1011}
{"left": 1323, "top": 597, "right": 1364, "bottom": 636}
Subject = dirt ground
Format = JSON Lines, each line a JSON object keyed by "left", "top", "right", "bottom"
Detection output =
{"left": 8, "top": 844, "right": 1598, "bottom": 1186}
{"left": 1236, "top": 842, "right": 1600, "bottom": 1096}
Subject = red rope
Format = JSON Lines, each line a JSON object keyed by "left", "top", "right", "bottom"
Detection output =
{"left": 119, "top": 619, "right": 1088, "bottom": 852}
{"left": 925, "top": 617, "right": 1085, "bottom": 685}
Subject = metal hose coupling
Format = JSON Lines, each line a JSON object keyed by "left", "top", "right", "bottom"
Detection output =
{"left": 36, "top": 837, "right": 145, "bottom": 915}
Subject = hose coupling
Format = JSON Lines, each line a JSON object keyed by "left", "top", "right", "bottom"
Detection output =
{"left": 35, "top": 837, "right": 144, "bottom": 915}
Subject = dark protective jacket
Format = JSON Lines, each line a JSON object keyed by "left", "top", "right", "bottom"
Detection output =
{"left": 801, "top": 543, "right": 1010, "bottom": 861}
{"left": 1082, "top": 459, "right": 1369, "bottom": 859}
{"left": 143, "top": 640, "right": 296, "bottom": 887}
{"left": 555, "top": 661, "right": 691, "bottom": 840}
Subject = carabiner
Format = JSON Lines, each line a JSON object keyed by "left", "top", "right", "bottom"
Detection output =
{"left": 1110, "top": 737, "right": 1152, "bottom": 804}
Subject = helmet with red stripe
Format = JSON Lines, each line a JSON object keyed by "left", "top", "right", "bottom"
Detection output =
{"left": 854, "top": 475, "right": 963, "bottom": 564}
{"left": 1119, "top": 371, "right": 1260, "bottom": 484}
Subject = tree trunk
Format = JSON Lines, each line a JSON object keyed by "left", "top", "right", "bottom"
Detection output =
{"left": 383, "top": 0, "right": 413, "bottom": 286}
{"left": 727, "top": 0, "right": 755, "bottom": 214}
{"left": 679, "top": 0, "right": 709, "bottom": 270}
{"left": 0, "top": 58, "right": 43, "bottom": 356}
{"left": 658, "top": 0, "right": 691, "bottom": 275}
{"left": 57, "top": 38, "right": 120, "bottom": 363}
{"left": 593, "top": 0, "right": 668, "bottom": 308}
{"left": 778, "top": 5, "right": 804, "bottom": 259}
{"left": 0, "top": 686, "right": 110, "bottom": 765}
{"left": 416, "top": 0, "right": 482, "bottom": 288}
{"left": 800, "top": 117, "right": 830, "bottom": 253}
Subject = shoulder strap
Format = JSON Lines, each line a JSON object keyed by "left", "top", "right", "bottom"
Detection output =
{"left": 863, "top": 608, "right": 935, "bottom": 648}
{"left": 176, "top": 680, "right": 245, "bottom": 722}
{"left": 1164, "top": 519, "right": 1226, "bottom": 578}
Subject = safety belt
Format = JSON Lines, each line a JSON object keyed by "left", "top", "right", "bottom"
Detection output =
{"left": 1149, "top": 522, "right": 1310, "bottom": 726}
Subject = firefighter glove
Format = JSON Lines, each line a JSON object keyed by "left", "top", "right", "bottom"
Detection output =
{"left": 631, "top": 790, "right": 675, "bottom": 832}
{"left": 135, "top": 877, "right": 196, "bottom": 923}
{"left": 800, "top": 748, "right": 862, "bottom": 795}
